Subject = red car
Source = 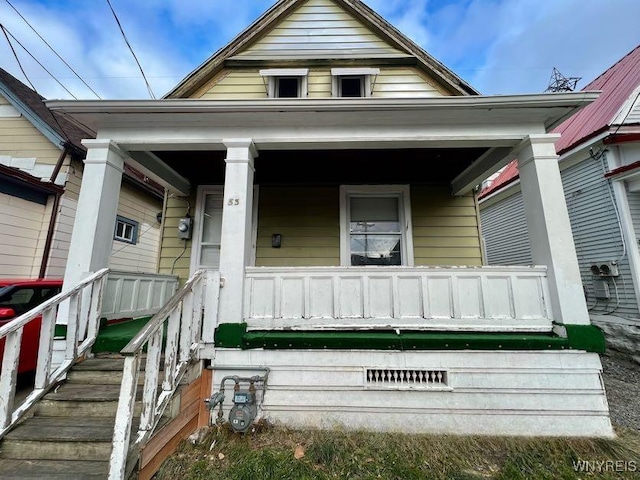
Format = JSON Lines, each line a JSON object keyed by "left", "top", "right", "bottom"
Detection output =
{"left": 0, "top": 279, "right": 63, "bottom": 374}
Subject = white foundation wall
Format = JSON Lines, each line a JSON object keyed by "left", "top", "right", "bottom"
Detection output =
{"left": 208, "top": 349, "right": 613, "bottom": 437}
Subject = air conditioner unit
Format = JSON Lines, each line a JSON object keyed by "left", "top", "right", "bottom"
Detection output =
{"left": 590, "top": 261, "right": 620, "bottom": 277}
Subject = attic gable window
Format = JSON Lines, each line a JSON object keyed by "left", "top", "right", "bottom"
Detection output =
{"left": 332, "top": 68, "right": 380, "bottom": 98}
{"left": 260, "top": 69, "right": 309, "bottom": 98}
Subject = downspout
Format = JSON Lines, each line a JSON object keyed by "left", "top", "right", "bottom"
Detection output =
{"left": 39, "top": 144, "right": 70, "bottom": 278}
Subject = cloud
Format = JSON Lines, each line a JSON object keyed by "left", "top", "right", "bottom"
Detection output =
{"left": 1, "top": 0, "right": 639, "bottom": 99}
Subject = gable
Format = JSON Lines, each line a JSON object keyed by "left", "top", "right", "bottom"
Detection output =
{"left": 232, "top": 0, "right": 408, "bottom": 60}
{"left": 167, "top": 0, "right": 477, "bottom": 98}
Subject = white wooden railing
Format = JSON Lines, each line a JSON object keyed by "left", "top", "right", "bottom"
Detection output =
{"left": 101, "top": 271, "right": 178, "bottom": 320}
{"left": 109, "top": 269, "right": 219, "bottom": 480}
{"left": 244, "top": 266, "right": 553, "bottom": 332}
{"left": 0, "top": 269, "right": 109, "bottom": 439}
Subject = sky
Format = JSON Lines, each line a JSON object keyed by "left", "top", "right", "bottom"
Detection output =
{"left": 0, "top": 0, "right": 639, "bottom": 100}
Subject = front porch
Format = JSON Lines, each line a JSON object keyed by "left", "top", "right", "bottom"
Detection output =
{"left": 37, "top": 94, "right": 613, "bottom": 447}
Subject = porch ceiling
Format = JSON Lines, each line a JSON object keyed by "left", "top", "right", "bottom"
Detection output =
{"left": 46, "top": 92, "right": 599, "bottom": 194}
{"left": 155, "top": 148, "right": 488, "bottom": 186}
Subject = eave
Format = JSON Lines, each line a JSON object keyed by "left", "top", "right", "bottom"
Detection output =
{"left": 47, "top": 92, "right": 599, "bottom": 133}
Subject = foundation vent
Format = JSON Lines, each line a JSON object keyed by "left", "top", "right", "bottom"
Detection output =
{"left": 365, "top": 368, "right": 448, "bottom": 388}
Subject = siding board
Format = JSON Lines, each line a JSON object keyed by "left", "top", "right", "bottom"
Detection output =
{"left": 480, "top": 190, "right": 532, "bottom": 266}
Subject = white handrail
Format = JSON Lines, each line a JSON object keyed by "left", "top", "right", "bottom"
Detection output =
{"left": 108, "top": 269, "right": 218, "bottom": 480}
{"left": 0, "top": 268, "right": 109, "bottom": 438}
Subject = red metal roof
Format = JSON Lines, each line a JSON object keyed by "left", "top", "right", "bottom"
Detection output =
{"left": 479, "top": 44, "right": 640, "bottom": 199}
{"left": 554, "top": 44, "right": 640, "bottom": 155}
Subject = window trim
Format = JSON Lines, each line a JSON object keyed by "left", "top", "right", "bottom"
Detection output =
{"left": 331, "top": 68, "right": 379, "bottom": 98}
{"left": 260, "top": 68, "right": 309, "bottom": 98}
{"left": 114, "top": 215, "right": 138, "bottom": 244}
{"left": 339, "top": 185, "right": 414, "bottom": 267}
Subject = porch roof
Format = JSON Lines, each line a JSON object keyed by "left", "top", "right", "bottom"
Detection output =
{"left": 46, "top": 92, "right": 599, "bottom": 195}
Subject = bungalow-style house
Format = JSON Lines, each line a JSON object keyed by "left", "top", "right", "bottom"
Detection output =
{"left": 2, "top": 0, "right": 615, "bottom": 476}
{"left": 480, "top": 45, "right": 640, "bottom": 364}
{"left": 0, "top": 67, "right": 165, "bottom": 279}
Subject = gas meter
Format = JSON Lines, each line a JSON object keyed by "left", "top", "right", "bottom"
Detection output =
{"left": 204, "top": 373, "right": 268, "bottom": 434}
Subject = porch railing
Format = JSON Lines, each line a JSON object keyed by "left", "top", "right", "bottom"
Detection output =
{"left": 101, "top": 271, "right": 179, "bottom": 320}
{"left": 0, "top": 268, "right": 109, "bottom": 439}
{"left": 109, "top": 269, "right": 219, "bottom": 480}
{"left": 244, "top": 266, "right": 553, "bottom": 332}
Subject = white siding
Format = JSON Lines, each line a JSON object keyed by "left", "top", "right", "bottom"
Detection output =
{"left": 209, "top": 349, "right": 612, "bottom": 437}
{"left": 0, "top": 192, "right": 47, "bottom": 278}
{"left": 561, "top": 155, "right": 639, "bottom": 318}
{"left": 234, "top": 0, "right": 407, "bottom": 60}
{"left": 480, "top": 190, "right": 532, "bottom": 266}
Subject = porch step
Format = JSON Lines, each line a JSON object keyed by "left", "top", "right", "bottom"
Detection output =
{"left": 0, "top": 459, "right": 108, "bottom": 480}
{"left": 0, "top": 355, "right": 142, "bottom": 477}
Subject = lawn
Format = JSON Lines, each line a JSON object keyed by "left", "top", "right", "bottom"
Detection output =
{"left": 156, "top": 423, "right": 640, "bottom": 480}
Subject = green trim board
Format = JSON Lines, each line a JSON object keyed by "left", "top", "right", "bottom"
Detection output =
{"left": 214, "top": 323, "right": 606, "bottom": 353}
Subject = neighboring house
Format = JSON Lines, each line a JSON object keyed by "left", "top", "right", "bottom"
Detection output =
{"left": 0, "top": 68, "right": 165, "bottom": 279}
{"left": 479, "top": 45, "right": 640, "bottom": 364}
{"left": 50, "top": 0, "right": 613, "bottom": 438}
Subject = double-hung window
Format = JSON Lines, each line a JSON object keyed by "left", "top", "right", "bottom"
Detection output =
{"left": 340, "top": 186, "right": 413, "bottom": 266}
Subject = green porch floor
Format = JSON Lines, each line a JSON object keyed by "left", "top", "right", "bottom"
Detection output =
{"left": 92, "top": 317, "right": 153, "bottom": 353}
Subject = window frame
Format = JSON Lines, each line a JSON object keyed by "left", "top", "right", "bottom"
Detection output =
{"left": 339, "top": 185, "right": 414, "bottom": 267}
{"left": 331, "top": 68, "right": 379, "bottom": 98}
{"left": 113, "top": 215, "right": 138, "bottom": 244}
{"left": 259, "top": 68, "right": 309, "bottom": 98}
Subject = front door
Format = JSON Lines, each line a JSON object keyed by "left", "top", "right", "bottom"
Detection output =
{"left": 192, "top": 186, "right": 224, "bottom": 272}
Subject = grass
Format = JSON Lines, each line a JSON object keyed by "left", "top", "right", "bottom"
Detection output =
{"left": 155, "top": 423, "right": 640, "bottom": 480}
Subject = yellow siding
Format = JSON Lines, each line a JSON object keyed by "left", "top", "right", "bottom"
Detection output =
{"left": 234, "top": 0, "right": 405, "bottom": 59}
{"left": 256, "top": 186, "right": 341, "bottom": 266}
{"left": 0, "top": 95, "right": 8, "bottom": 105}
{"left": 109, "top": 183, "right": 163, "bottom": 273}
{"left": 411, "top": 186, "right": 483, "bottom": 266}
{"left": 199, "top": 70, "right": 267, "bottom": 99}
{"left": 158, "top": 192, "right": 197, "bottom": 282}
{"left": 0, "top": 193, "right": 47, "bottom": 278}
{"left": 372, "top": 67, "right": 449, "bottom": 97}
{"left": 198, "top": 66, "right": 447, "bottom": 99}
{"left": 0, "top": 94, "right": 61, "bottom": 165}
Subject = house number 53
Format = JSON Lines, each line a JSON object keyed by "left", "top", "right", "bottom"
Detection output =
{"left": 228, "top": 198, "right": 240, "bottom": 206}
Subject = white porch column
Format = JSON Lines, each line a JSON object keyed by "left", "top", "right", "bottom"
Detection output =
{"left": 61, "top": 140, "right": 124, "bottom": 303}
{"left": 217, "top": 139, "right": 257, "bottom": 323}
{"left": 517, "top": 134, "right": 589, "bottom": 325}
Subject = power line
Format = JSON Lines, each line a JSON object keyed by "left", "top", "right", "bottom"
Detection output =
{"left": 0, "top": 23, "right": 77, "bottom": 99}
{"left": 1, "top": 24, "right": 36, "bottom": 91}
{"left": 4, "top": 0, "right": 102, "bottom": 99}
{"left": 105, "top": 0, "right": 156, "bottom": 99}
{"left": 0, "top": 23, "right": 74, "bottom": 143}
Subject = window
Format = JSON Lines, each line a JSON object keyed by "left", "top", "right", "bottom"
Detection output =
{"left": 276, "top": 77, "right": 301, "bottom": 98}
{"left": 331, "top": 68, "right": 379, "bottom": 98}
{"left": 340, "top": 186, "right": 414, "bottom": 266}
{"left": 339, "top": 76, "right": 365, "bottom": 98}
{"left": 114, "top": 216, "right": 138, "bottom": 244}
{"left": 260, "top": 69, "right": 309, "bottom": 98}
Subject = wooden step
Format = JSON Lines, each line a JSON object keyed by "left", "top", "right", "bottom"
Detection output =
{"left": 0, "top": 459, "right": 108, "bottom": 479}
{"left": 0, "top": 417, "right": 117, "bottom": 461}
{"left": 33, "top": 380, "right": 144, "bottom": 417}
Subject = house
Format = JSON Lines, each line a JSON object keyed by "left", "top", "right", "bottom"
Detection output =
{"left": 479, "top": 45, "right": 640, "bottom": 365}
{"left": 0, "top": 67, "right": 165, "bottom": 280}
{"left": 40, "top": 0, "right": 614, "bottom": 462}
